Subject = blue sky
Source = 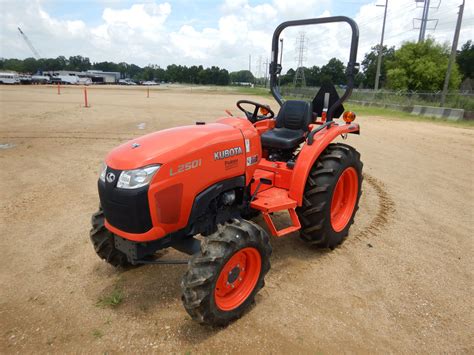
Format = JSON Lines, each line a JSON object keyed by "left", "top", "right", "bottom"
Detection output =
{"left": 41, "top": 0, "right": 365, "bottom": 30}
{"left": 1, "top": 0, "right": 472, "bottom": 71}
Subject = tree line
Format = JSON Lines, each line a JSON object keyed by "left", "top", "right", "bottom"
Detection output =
{"left": 0, "top": 39, "right": 472, "bottom": 91}
{"left": 280, "top": 39, "right": 472, "bottom": 91}
{"left": 0, "top": 56, "right": 231, "bottom": 85}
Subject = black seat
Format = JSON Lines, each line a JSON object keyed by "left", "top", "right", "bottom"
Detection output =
{"left": 261, "top": 100, "right": 312, "bottom": 150}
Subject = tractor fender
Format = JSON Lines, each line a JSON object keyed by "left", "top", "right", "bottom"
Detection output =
{"left": 289, "top": 123, "right": 360, "bottom": 205}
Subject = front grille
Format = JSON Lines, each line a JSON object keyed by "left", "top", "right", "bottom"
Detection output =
{"left": 98, "top": 167, "right": 152, "bottom": 234}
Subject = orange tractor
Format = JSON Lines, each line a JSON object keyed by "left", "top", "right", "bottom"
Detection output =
{"left": 91, "top": 16, "right": 362, "bottom": 325}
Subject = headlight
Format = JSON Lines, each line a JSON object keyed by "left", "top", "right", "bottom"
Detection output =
{"left": 99, "top": 162, "right": 107, "bottom": 182}
{"left": 117, "top": 165, "right": 161, "bottom": 189}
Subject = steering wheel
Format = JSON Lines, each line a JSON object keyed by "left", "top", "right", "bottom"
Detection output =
{"left": 236, "top": 100, "right": 275, "bottom": 123}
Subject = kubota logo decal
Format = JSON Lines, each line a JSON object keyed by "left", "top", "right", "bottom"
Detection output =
{"left": 214, "top": 147, "right": 243, "bottom": 160}
{"left": 106, "top": 172, "right": 116, "bottom": 183}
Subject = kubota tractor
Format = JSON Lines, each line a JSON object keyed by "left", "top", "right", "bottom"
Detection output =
{"left": 90, "top": 16, "right": 362, "bottom": 326}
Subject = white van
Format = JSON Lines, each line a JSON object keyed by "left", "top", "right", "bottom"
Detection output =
{"left": 0, "top": 72, "right": 20, "bottom": 84}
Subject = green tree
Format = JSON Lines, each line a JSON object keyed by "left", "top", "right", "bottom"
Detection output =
{"left": 22, "top": 57, "right": 38, "bottom": 73}
{"left": 93, "top": 61, "right": 120, "bottom": 72}
{"left": 217, "top": 69, "right": 230, "bottom": 85}
{"left": 306, "top": 65, "right": 321, "bottom": 86}
{"left": 55, "top": 56, "right": 69, "bottom": 70}
{"left": 354, "top": 71, "right": 366, "bottom": 88}
{"left": 229, "top": 70, "right": 255, "bottom": 83}
{"left": 141, "top": 65, "right": 156, "bottom": 81}
{"left": 361, "top": 45, "right": 395, "bottom": 88}
{"left": 280, "top": 68, "right": 295, "bottom": 85}
{"left": 320, "top": 58, "right": 346, "bottom": 86}
{"left": 187, "top": 65, "right": 201, "bottom": 83}
{"left": 456, "top": 40, "right": 473, "bottom": 80}
{"left": 67, "top": 55, "right": 91, "bottom": 71}
{"left": 1, "top": 58, "right": 25, "bottom": 72}
{"left": 386, "top": 38, "right": 461, "bottom": 91}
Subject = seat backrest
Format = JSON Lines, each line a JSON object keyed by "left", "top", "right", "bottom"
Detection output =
{"left": 275, "top": 100, "right": 312, "bottom": 131}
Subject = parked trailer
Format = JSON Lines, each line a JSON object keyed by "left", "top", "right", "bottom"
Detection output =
{"left": 51, "top": 75, "right": 80, "bottom": 85}
{"left": 31, "top": 75, "right": 51, "bottom": 84}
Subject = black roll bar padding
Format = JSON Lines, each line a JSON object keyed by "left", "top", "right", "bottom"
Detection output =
{"left": 269, "top": 16, "right": 359, "bottom": 122}
{"left": 307, "top": 121, "right": 335, "bottom": 145}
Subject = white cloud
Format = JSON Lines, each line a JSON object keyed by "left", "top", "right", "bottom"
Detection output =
{"left": 0, "top": 0, "right": 472, "bottom": 72}
{"left": 272, "top": 0, "right": 331, "bottom": 19}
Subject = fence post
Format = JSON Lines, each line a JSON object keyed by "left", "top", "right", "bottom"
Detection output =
{"left": 57, "top": 83, "right": 60, "bottom": 95}
{"left": 84, "top": 87, "right": 89, "bottom": 108}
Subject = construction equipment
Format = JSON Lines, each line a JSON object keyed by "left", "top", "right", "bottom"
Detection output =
{"left": 90, "top": 16, "right": 362, "bottom": 326}
{"left": 18, "top": 27, "right": 41, "bottom": 59}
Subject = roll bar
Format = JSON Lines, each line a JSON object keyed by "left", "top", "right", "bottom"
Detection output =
{"left": 269, "top": 16, "right": 359, "bottom": 122}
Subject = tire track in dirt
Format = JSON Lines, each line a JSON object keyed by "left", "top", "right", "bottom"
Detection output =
{"left": 355, "top": 173, "right": 396, "bottom": 239}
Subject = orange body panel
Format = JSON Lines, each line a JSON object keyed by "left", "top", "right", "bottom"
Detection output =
{"left": 105, "top": 121, "right": 249, "bottom": 241}
{"left": 250, "top": 170, "right": 275, "bottom": 195}
{"left": 254, "top": 119, "right": 275, "bottom": 135}
{"left": 248, "top": 122, "right": 360, "bottom": 237}
{"left": 216, "top": 117, "right": 263, "bottom": 184}
{"left": 103, "top": 112, "right": 359, "bottom": 241}
{"left": 255, "top": 159, "right": 293, "bottom": 190}
{"left": 289, "top": 123, "right": 360, "bottom": 205}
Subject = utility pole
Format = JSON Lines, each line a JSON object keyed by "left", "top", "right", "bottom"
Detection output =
{"left": 249, "top": 54, "right": 251, "bottom": 73}
{"left": 374, "top": 0, "right": 388, "bottom": 90}
{"left": 418, "top": 0, "right": 431, "bottom": 42}
{"left": 278, "top": 38, "right": 284, "bottom": 87}
{"left": 264, "top": 58, "right": 269, "bottom": 88}
{"left": 440, "top": 0, "right": 464, "bottom": 107}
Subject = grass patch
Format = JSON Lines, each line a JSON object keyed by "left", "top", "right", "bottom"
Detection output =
{"left": 346, "top": 103, "right": 474, "bottom": 128}
{"left": 226, "top": 86, "right": 272, "bottom": 98}
{"left": 215, "top": 86, "right": 473, "bottom": 128}
{"left": 236, "top": 91, "right": 473, "bottom": 127}
{"left": 92, "top": 329, "right": 104, "bottom": 339}
{"left": 96, "top": 286, "right": 124, "bottom": 308}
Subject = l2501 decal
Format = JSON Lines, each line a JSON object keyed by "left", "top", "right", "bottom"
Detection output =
{"left": 170, "top": 159, "right": 202, "bottom": 176}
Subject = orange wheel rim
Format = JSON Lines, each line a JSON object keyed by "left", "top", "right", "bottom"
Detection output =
{"left": 330, "top": 167, "right": 358, "bottom": 232}
{"left": 214, "top": 247, "right": 261, "bottom": 311}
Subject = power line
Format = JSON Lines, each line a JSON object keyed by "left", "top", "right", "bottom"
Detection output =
{"left": 357, "top": 0, "right": 416, "bottom": 27}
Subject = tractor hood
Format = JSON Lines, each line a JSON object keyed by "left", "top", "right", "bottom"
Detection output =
{"left": 105, "top": 122, "right": 244, "bottom": 170}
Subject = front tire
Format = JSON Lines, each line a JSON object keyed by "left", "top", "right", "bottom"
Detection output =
{"left": 90, "top": 208, "right": 131, "bottom": 268}
{"left": 181, "top": 219, "right": 272, "bottom": 326}
{"left": 296, "top": 143, "right": 363, "bottom": 249}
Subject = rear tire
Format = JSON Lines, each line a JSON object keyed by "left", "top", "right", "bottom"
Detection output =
{"left": 90, "top": 208, "right": 131, "bottom": 268}
{"left": 296, "top": 143, "right": 363, "bottom": 249}
{"left": 181, "top": 219, "right": 271, "bottom": 326}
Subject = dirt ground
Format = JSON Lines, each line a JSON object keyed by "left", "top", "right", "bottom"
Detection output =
{"left": 0, "top": 85, "right": 472, "bottom": 354}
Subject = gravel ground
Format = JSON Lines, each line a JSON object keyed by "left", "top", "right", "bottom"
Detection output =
{"left": 0, "top": 85, "right": 472, "bottom": 353}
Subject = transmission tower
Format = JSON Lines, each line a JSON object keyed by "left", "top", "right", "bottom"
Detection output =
{"left": 293, "top": 32, "right": 307, "bottom": 87}
{"left": 413, "top": 0, "right": 440, "bottom": 42}
{"left": 17, "top": 27, "right": 41, "bottom": 59}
